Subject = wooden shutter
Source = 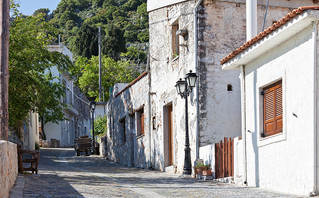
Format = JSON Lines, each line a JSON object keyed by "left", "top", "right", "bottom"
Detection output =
{"left": 263, "top": 81, "right": 282, "bottom": 137}
{"left": 141, "top": 112, "right": 145, "bottom": 135}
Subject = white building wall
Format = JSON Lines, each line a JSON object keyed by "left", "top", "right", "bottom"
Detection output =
{"left": 44, "top": 122, "right": 62, "bottom": 142}
{"left": 244, "top": 26, "right": 315, "bottom": 195}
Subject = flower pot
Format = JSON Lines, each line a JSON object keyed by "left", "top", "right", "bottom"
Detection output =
{"left": 197, "top": 167, "right": 207, "bottom": 175}
{"left": 202, "top": 169, "right": 212, "bottom": 176}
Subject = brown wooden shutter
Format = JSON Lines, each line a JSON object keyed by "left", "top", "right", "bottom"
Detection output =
{"left": 263, "top": 81, "right": 282, "bottom": 137}
{"left": 141, "top": 112, "right": 145, "bottom": 135}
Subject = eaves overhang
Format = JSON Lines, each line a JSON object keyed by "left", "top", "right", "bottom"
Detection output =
{"left": 222, "top": 9, "right": 319, "bottom": 71}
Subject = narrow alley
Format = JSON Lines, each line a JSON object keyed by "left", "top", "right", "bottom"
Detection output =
{"left": 10, "top": 148, "right": 303, "bottom": 198}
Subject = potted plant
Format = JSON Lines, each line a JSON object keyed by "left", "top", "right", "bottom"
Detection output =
{"left": 195, "top": 163, "right": 207, "bottom": 175}
{"left": 202, "top": 164, "right": 212, "bottom": 176}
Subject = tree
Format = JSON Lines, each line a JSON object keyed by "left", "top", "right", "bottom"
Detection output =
{"left": 74, "top": 55, "right": 140, "bottom": 101}
{"left": 102, "top": 24, "right": 126, "bottom": 60}
{"left": 74, "top": 23, "right": 99, "bottom": 59}
{"left": 93, "top": 115, "right": 107, "bottom": 136}
{"left": 9, "top": 9, "right": 72, "bottom": 136}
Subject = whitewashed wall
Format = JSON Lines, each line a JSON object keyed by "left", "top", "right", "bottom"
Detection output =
{"left": 243, "top": 25, "right": 315, "bottom": 195}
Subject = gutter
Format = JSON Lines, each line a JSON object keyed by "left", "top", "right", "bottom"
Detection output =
{"left": 311, "top": 22, "right": 318, "bottom": 196}
{"left": 194, "top": 0, "right": 203, "bottom": 160}
{"left": 240, "top": 65, "right": 247, "bottom": 185}
{"left": 147, "top": 51, "right": 152, "bottom": 169}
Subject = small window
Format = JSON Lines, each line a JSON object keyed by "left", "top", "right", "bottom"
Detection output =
{"left": 120, "top": 117, "right": 126, "bottom": 143}
{"left": 262, "top": 80, "right": 283, "bottom": 137}
{"left": 227, "top": 84, "right": 233, "bottom": 91}
{"left": 137, "top": 108, "right": 145, "bottom": 137}
{"left": 172, "top": 22, "right": 179, "bottom": 59}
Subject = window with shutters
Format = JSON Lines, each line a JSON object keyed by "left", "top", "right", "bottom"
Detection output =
{"left": 119, "top": 117, "right": 126, "bottom": 143}
{"left": 137, "top": 108, "right": 144, "bottom": 137}
{"left": 262, "top": 80, "right": 283, "bottom": 137}
{"left": 172, "top": 22, "right": 179, "bottom": 59}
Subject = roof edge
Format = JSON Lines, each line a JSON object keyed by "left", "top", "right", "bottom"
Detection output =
{"left": 221, "top": 6, "right": 319, "bottom": 67}
{"left": 115, "top": 71, "right": 148, "bottom": 97}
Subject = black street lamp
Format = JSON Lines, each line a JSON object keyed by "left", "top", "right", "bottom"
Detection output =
{"left": 90, "top": 101, "right": 96, "bottom": 155}
{"left": 175, "top": 70, "right": 197, "bottom": 175}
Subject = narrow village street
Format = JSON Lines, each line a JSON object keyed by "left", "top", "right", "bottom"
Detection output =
{"left": 10, "top": 148, "right": 304, "bottom": 198}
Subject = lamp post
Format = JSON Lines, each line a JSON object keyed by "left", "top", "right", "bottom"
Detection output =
{"left": 90, "top": 101, "right": 96, "bottom": 155}
{"left": 175, "top": 70, "right": 197, "bottom": 175}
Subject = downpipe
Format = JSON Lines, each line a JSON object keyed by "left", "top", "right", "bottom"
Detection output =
{"left": 240, "top": 65, "right": 247, "bottom": 186}
{"left": 194, "top": 0, "right": 203, "bottom": 160}
{"left": 310, "top": 22, "right": 318, "bottom": 197}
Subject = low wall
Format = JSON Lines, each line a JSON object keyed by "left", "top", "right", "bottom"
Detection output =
{"left": 233, "top": 137, "right": 244, "bottom": 185}
{"left": 0, "top": 140, "right": 18, "bottom": 198}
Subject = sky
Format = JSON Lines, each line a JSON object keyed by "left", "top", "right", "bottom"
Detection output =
{"left": 17, "top": 0, "right": 61, "bottom": 16}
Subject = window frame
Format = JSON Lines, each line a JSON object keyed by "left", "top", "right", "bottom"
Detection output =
{"left": 172, "top": 21, "right": 179, "bottom": 59}
{"left": 262, "top": 80, "right": 283, "bottom": 137}
{"left": 136, "top": 107, "right": 145, "bottom": 137}
{"left": 119, "top": 117, "right": 126, "bottom": 143}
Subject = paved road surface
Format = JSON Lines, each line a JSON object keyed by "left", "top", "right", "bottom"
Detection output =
{"left": 9, "top": 148, "right": 305, "bottom": 198}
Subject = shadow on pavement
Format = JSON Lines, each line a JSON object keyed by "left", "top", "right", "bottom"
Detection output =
{"left": 23, "top": 174, "right": 84, "bottom": 198}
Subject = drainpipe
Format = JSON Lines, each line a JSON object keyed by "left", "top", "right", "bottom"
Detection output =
{"left": 246, "top": 0, "right": 257, "bottom": 40}
{"left": 240, "top": 65, "right": 247, "bottom": 185}
{"left": 147, "top": 51, "right": 152, "bottom": 169}
{"left": 194, "top": 0, "right": 203, "bottom": 161}
{"left": 311, "top": 22, "right": 318, "bottom": 196}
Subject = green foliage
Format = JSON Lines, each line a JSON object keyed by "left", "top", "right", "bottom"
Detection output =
{"left": 49, "top": 0, "right": 148, "bottom": 57}
{"left": 102, "top": 24, "right": 126, "bottom": 60}
{"left": 74, "top": 55, "right": 140, "bottom": 101}
{"left": 9, "top": 5, "right": 73, "bottom": 134}
{"left": 93, "top": 115, "right": 107, "bottom": 136}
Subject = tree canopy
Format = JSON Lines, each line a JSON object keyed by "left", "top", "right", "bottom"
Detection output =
{"left": 9, "top": 6, "right": 73, "bottom": 135}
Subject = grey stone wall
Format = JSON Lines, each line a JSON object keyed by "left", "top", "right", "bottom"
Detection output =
{"left": 0, "top": 141, "right": 18, "bottom": 198}
{"left": 107, "top": 74, "right": 150, "bottom": 168}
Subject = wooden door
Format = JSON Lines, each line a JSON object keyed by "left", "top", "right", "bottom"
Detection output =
{"left": 168, "top": 105, "right": 173, "bottom": 166}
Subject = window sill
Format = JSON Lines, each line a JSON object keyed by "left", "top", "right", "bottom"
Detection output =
{"left": 172, "top": 56, "right": 179, "bottom": 62}
{"left": 258, "top": 131, "right": 286, "bottom": 147}
{"left": 136, "top": 134, "right": 145, "bottom": 139}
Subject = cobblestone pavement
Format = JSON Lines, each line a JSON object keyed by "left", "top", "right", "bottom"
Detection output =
{"left": 10, "top": 148, "right": 307, "bottom": 198}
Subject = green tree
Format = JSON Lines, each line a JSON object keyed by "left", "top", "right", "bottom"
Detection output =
{"left": 74, "top": 23, "right": 99, "bottom": 58}
{"left": 74, "top": 55, "right": 140, "bottom": 101}
{"left": 102, "top": 24, "right": 126, "bottom": 60}
{"left": 93, "top": 115, "right": 107, "bottom": 136}
{"left": 9, "top": 7, "right": 72, "bottom": 136}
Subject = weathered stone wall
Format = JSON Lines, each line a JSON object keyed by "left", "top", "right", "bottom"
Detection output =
{"left": 148, "top": 0, "right": 303, "bottom": 174}
{"left": 107, "top": 74, "right": 150, "bottom": 168}
{"left": 0, "top": 140, "right": 18, "bottom": 198}
{"left": 198, "top": 1, "right": 291, "bottom": 146}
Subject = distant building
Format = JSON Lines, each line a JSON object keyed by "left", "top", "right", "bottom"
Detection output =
{"left": 41, "top": 45, "right": 91, "bottom": 147}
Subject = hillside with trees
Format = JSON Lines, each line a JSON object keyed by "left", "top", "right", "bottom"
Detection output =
{"left": 32, "top": 0, "right": 149, "bottom": 101}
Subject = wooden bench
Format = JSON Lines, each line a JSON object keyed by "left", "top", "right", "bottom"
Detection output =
{"left": 18, "top": 147, "right": 40, "bottom": 174}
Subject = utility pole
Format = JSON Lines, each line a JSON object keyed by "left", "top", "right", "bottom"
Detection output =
{"left": 98, "top": 26, "right": 102, "bottom": 102}
{"left": 0, "top": 0, "right": 9, "bottom": 140}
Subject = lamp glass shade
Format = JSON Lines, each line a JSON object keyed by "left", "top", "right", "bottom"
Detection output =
{"left": 90, "top": 101, "right": 96, "bottom": 110}
{"left": 185, "top": 70, "right": 197, "bottom": 89}
{"left": 175, "top": 79, "right": 186, "bottom": 95}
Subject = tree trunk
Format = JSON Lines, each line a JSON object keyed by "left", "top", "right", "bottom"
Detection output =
{"left": 40, "top": 116, "right": 46, "bottom": 140}
{"left": 0, "top": 0, "right": 9, "bottom": 140}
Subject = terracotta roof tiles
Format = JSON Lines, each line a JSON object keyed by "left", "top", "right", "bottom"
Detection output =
{"left": 220, "top": 6, "right": 319, "bottom": 65}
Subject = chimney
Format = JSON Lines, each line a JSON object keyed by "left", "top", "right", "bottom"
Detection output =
{"left": 246, "top": 0, "right": 257, "bottom": 41}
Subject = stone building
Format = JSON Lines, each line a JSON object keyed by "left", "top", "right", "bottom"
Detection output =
{"left": 107, "top": 0, "right": 319, "bottom": 174}
{"left": 107, "top": 72, "right": 149, "bottom": 167}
